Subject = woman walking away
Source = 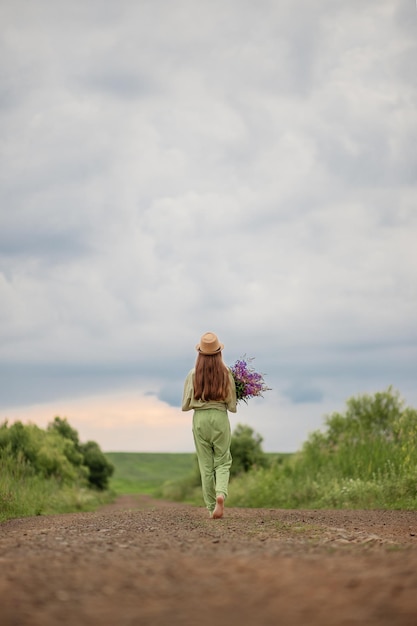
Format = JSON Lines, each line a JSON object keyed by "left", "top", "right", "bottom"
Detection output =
{"left": 182, "top": 332, "right": 237, "bottom": 519}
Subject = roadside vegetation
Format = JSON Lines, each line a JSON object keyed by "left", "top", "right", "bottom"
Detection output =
{"left": 0, "top": 417, "right": 114, "bottom": 522}
{"left": 227, "top": 387, "right": 417, "bottom": 510}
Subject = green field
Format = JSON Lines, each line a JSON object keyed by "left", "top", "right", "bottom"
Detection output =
{"left": 105, "top": 452, "right": 197, "bottom": 495}
{"left": 105, "top": 451, "right": 287, "bottom": 498}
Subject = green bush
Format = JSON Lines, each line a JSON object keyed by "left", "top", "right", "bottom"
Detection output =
{"left": 81, "top": 441, "right": 114, "bottom": 490}
{"left": 49, "top": 416, "right": 114, "bottom": 489}
{"left": 301, "top": 387, "right": 413, "bottom": 481}
{"left": 230, "top": 423, "right": 269, "bottom": 476}
{"left": 0, "top": 420, "right": 87, "bottom": 483}
{"left": 227, "top": 388, "right": 417, "bottom": 510}
{"left": 0, "top": 416, "right": 115, "bottom": 521}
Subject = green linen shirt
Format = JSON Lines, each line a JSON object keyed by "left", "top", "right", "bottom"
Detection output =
{"left": 182, "top": 368, "right": 237, "bottom": 413}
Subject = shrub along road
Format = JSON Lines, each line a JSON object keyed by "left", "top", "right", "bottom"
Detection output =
{"left": 1, "top": 495, "right": 417, "bottom": 625}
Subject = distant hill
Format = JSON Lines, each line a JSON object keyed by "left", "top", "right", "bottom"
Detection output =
{"left": 105, "top": 452, "right": 196, "bottom": 494}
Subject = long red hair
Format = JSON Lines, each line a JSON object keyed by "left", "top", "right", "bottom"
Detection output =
{"left": 194, "top": 351, "right": 231, "bottom": 401}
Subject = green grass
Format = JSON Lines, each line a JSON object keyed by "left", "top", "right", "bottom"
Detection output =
{"left": 224, "top": 390, "right": 417, "bottom": 511}
{"left": 0, "top": 457, "right": 113, "bottom": 523}
{"left": 105, "top": 452, "right": 197, "bottom": 495}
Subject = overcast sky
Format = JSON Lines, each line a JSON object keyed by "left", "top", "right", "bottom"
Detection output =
{"left": 1, "top": 0, "right": 416, "bottom": 453}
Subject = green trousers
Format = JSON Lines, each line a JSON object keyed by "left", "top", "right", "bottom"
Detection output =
{"left": 192, "top": 408, "right": 233, "bottom": 513}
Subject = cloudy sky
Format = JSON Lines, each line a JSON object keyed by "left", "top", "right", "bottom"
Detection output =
{"left": 1, "top": 0, "right": 416, "bottom": 453}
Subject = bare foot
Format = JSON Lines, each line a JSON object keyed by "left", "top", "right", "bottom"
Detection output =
{"left": 212, "top": 495, "right": 224, "bottom": 519}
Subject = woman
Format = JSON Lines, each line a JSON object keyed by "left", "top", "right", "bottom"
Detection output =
{"left": 182, "top": 332, "right": 237, "bottom": 519}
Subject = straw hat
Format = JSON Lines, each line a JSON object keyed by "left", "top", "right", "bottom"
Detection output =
{"left": 196, "top": 332, "right": 224, "bottom": 354}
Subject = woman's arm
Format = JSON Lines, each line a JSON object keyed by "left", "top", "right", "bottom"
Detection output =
{"left": 181, "top": 370, "right": 194, "bottom": 411}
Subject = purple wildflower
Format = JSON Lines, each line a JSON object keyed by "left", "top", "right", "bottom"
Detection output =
{"left": 229, "top": 356, "right": 271, "bottom": 404}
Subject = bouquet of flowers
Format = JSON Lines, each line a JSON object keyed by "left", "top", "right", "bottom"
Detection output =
{"left": 229, "top": 356, "right": 271, "bottom": 404}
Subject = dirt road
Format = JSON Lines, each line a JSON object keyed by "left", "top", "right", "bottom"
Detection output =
{"left": 1, "top": 495, "right": 417, "bottom": 625}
